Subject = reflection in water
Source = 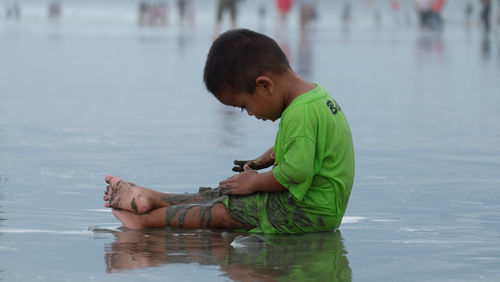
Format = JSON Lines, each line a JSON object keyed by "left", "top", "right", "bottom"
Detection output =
{"left": 416, "top": 30, "right": 445, "bottom": 65}
{"left": 176, "top": 0, "right": 195, "bottom": 28}
{"left": 341, "top": 3, "right": 352, "bottom": 33}
{"left": 0, "top": 132, "right": 6, "bottom": 279}
{"left": 176, "top": 26, "right": 195, "bottom": 55}
{"left": 103, "top": 229, "right": 351, "bottom": 281}
{"left": 48, "top": 1, "right": 62, "bottom": 21}
{"left": 481, "top": 35, "right": 491, "bottom": 62}
{"left": 0, "top": 191, "right": 5, "bottom": 280}
{"left": 218, "top": 108, "right": 240, "bottom": 147}
{"left": 296, "top": 33, "right": 313, "bottom": 82}
{"left": 277, "top": 35, "right": 292, "bottom": 66}
{"left": 4, "top": 0, "right": 21, "bottom": 20}
{"left": 137, "top": 1, "right": 168, "bottom": 27}
{"left": 498, "top": 38, "right": 500, "bottom": 68}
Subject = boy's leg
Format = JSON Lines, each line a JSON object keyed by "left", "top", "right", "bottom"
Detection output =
{"left": 104, "top": 175, "right": 218, "bottom": 214}
{"left": 112, "top": 203, "right": 253, "bottom": 230}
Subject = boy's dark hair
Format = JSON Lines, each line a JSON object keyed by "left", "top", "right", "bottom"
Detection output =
{"left": 203, "top": 29, "right": 290, "bottom": 97}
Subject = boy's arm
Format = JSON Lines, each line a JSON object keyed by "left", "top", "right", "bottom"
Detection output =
{"left": 232, "top": 147, "right": 275, "bottom": 172}
{"left": 219, "top": 169, "right": 286, "bottom": 195}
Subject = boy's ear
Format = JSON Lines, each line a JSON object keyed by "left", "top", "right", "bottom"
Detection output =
{"left": 255, "top": 76, "right": 273, "bottom": 93}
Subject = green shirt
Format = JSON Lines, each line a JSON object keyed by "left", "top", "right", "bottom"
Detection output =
{"left": 270, "top": 84, "right": 355, "bottom": 231}
{"left": 226, "top": 84, "right": 355, "bottom": 234}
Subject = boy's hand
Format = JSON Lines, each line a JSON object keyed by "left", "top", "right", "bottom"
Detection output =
{"left": 219, "top": 170, "right": 258, "bottom": 195}
{"left": 232, "top": 154, "right": 275, "bottom": 172}
{"left": 232, "top": 160, "right": 255, "bottom": 172}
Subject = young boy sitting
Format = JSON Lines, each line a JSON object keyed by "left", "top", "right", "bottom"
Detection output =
{"left": 103, "top": 29, "right": 355, "bottom": 234}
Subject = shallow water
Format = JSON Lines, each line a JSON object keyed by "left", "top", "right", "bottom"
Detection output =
{"left": 1, "top": 1, "right": 500, "bottom": 281}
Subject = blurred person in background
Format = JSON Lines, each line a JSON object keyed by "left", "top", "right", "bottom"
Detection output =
{"left": 5, "top": 0, "right": 21, "bottom": 20}
{"left": 465, "top": 1, "right": 474, "bottom": 27}
{"left": 137, "top": 1, "right": 168, "bottom": 27}
{"left": 415, "top": 1, "right": 446, "bottom": 64}
{"left": 276, "top": 0, "right": 293, "bottom": 34}
{"left": 257, "top": 4, "right": 267, "bottom": 31}
{"left": 364, "top": 0, "right": 382, "bottom": 27}
{"left": 414, "top": 0, "right": 432, "bottom": 29}
{"left": 391, "top": 0, "right": 402, "bottom": 24}
{"left": 48, "top": 1, "right": 62, "bottom": 20}
{"left": 138, "top": 1, "right": 150, "bottom": 26}
{"left": 430, "top": 0, "right": 446, "bottom": 31}
{"left": 298, "top": 0, "right": 316, "bottom": 36}
{"left": 214, "top": 0, "right": 238, "bottom": 37}
{"left": 154, "top": 1, "right": 169, "bottom": 26}
{"left": 480, "top": 0, "right": 491, "bottom": 33}
{"left": 414, "top": 0, "right": 445, "bottom": 31}
{"left": 296, "top": 30, "right": 313, "bottom": 81}
{"left": 497, "top": 0, "right": 500, "bottom": 28}
{"left": 497, "top": 0, "right": 500, "bottom": 30}
{"left": 341, "top": 3, "right": 351, "bottom": 31}
{"left": 177, "top": 0, "right": 195, "bottom": 27}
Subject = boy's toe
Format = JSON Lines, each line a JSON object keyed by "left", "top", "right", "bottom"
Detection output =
{"left": 105, "top": 175, "right": 123, "bottom": 187}
{"left": 110, "top": 176, "right": 122, "bottom": 187}
{"left": 105, "top": 175, "right": 113, "bottom": 183}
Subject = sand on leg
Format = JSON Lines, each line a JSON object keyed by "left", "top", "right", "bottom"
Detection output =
{"left": 104, "top": 175, "right": 224, "bottom": 214}
{"left": 111, "top": 203, "right": 253, "bottom": 230}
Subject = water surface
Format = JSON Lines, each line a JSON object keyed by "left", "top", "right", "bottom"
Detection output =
{"left": 1, "top": 1, "right": 500, "bottom": 281}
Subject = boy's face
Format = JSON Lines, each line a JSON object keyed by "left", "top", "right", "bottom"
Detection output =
{"left": 217, "top": 85, "right": 283, "bottom": 122}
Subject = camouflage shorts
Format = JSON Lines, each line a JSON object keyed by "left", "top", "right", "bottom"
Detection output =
{"left": 199, "top": 187, "right": 337, "bottom": 234}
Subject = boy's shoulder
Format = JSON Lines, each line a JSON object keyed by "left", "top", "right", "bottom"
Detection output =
{"left": 284, "top": 84, "right": 331, "bottom": 114}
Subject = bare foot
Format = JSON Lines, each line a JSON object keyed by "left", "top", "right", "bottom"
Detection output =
{"left": 104, "top": 175, "right": 153, "bottom": 214}
{"left": 111, "top": 208, "right": 168, "bottom": 229}
{"left": 111, "top": 209, "right": 146, "bottom": 230}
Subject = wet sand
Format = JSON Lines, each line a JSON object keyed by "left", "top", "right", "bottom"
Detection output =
{"left": 1, "top": 1, "right": 500, "bottom": 281}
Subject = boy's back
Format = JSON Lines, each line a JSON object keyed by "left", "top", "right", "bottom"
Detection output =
{"left": 256, "top": 84, "right": 355, "bottom": 233}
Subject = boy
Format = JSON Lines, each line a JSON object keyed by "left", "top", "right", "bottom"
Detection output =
{"left": 103, "top": 29, "right": 355, "bottom": 234}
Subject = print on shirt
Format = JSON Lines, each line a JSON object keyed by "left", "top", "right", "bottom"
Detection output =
{"left": 326, "top": 100, "right": 341, "bottom": 115}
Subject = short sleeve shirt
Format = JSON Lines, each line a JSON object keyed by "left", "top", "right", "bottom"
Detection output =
{"left": 272, "top": 84, "right": 355, "bottom": 219}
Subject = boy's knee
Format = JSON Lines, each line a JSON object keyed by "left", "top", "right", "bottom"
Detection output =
{"left": 210, "top": 204, "right": 240, "bottom": 228}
